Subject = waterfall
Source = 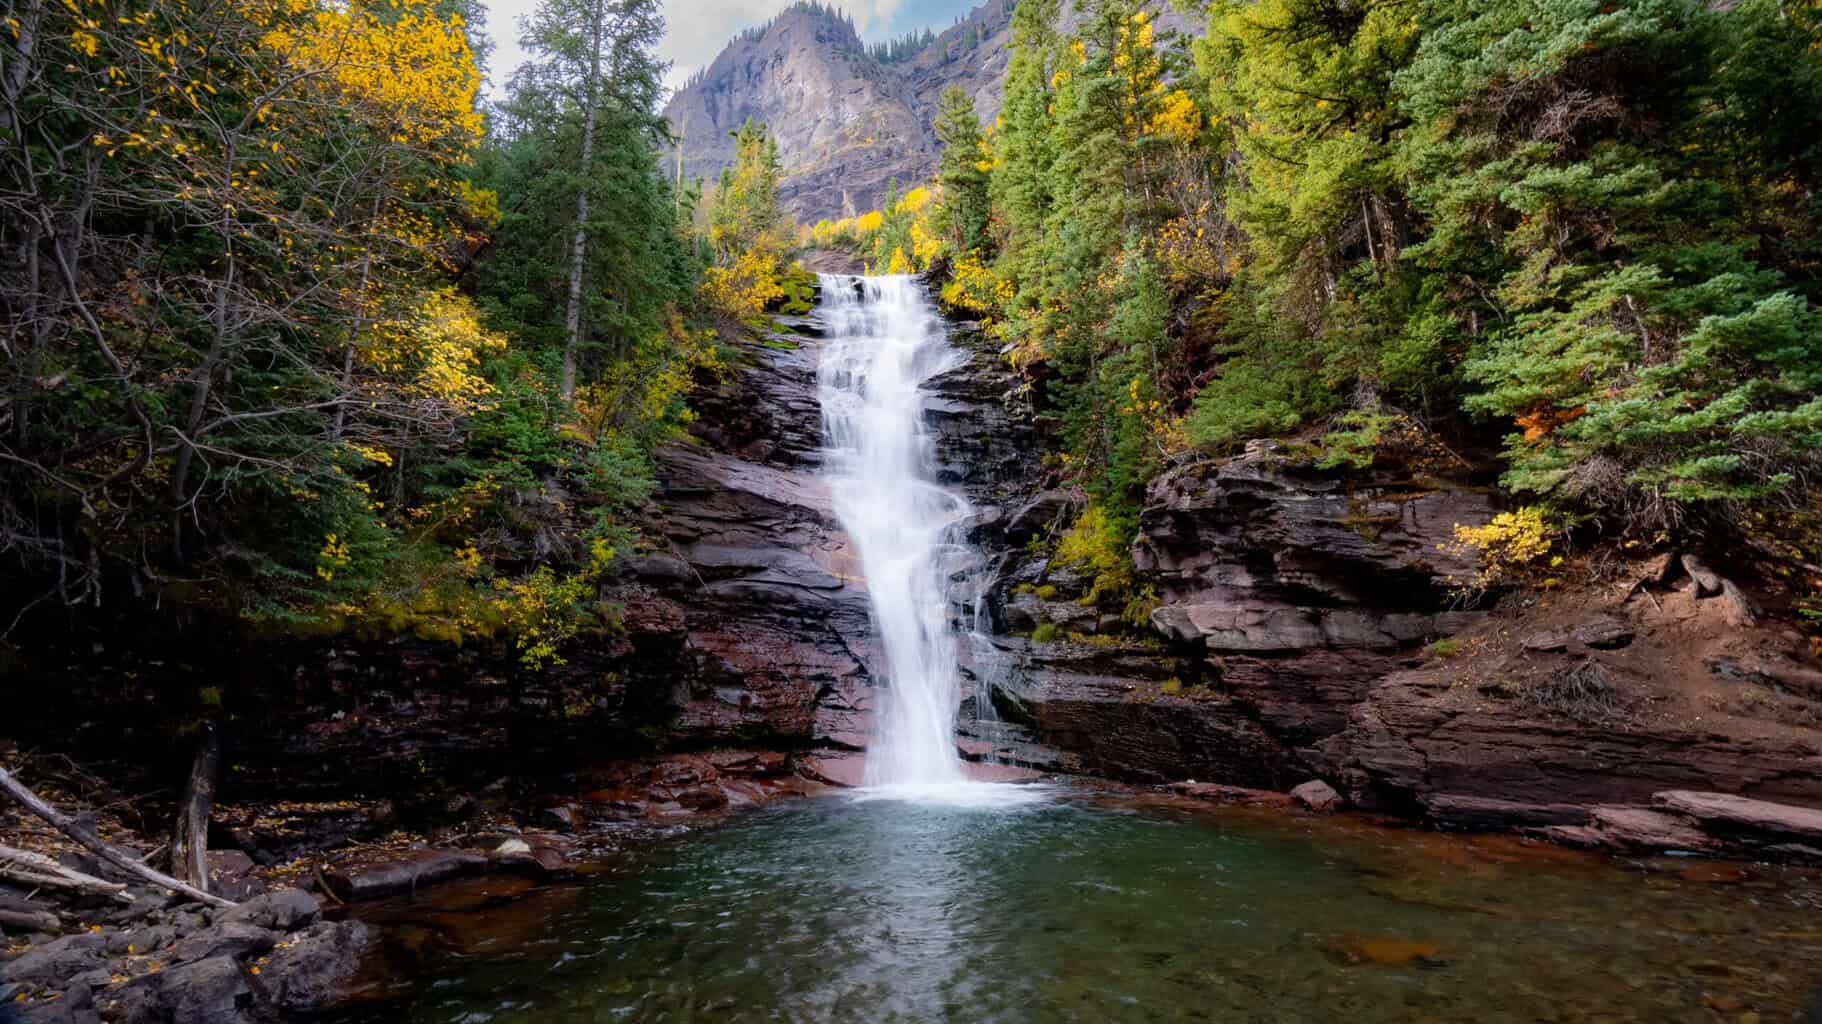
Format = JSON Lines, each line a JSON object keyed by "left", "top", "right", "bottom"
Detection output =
{"left": 817, "top": 274, "right": 976, "bottom": 790}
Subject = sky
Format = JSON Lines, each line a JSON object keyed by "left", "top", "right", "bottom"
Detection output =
{"left": 480, "top": 0, "right": 981, "bottom": 101}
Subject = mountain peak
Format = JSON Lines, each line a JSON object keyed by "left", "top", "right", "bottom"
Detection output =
{"left": 665, "top": 0, "right": 1024, "bottom": 223}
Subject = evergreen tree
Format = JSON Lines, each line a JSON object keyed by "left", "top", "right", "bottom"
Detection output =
{"left": 709, "top": 119, "right": 787, "bottom": 258}
{"left": 993, "top": 0, "right": 1062, "bottom": 300}
{"left": 1401, "top": 0, "right": 1822, "bottom": 520}
{"left": 491, "top": 0, "right": 687, "bottom": 402}
{"left": 933, "top": 87, "right": 993, "bottom": 254}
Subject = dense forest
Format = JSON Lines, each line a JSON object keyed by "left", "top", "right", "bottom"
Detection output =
{"left": 0, "top": 0, "right": 795, "bottom": 664}
{"left": 815, "top": 0, "right": 1822, "bottom": 624}
{"left": 4, "top": 0, "right": 1821, "bottom": 660}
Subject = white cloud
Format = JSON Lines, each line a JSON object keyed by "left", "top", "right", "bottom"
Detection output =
{"left": 480, "top": 0, "right": 913, "bottom": 100}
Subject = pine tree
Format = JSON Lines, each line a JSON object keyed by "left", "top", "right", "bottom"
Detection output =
{"left": 993, "top": 0, "right": 1062, "bottom": 300}
{"left": 933, "top": 87, "right": 993, "bottom": 254}
{"left": 487, "top": 0, "right": 690, "bottom": 400}
{"left": 708, "top": 119, "right": 786, "bottom": 258}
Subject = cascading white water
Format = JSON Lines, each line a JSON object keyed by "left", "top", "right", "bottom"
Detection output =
{"left": 817, "top": 275, "right": 977, "bottom": 790}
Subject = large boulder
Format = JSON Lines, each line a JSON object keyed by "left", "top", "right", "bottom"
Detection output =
{"left": 261, "top": 920, "right": 373, "bottom": 1015}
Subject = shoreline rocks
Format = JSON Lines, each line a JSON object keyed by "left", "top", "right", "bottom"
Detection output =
{"left": 0, "top": 891, "right": 368, "bottom": 1024}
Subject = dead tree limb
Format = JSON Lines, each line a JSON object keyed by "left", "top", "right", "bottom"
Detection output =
{"left": 0, "top": 767, "right": 235, "bottom": 908}
{"left": 0, "top": 845, "right": 131, "bottom": 903}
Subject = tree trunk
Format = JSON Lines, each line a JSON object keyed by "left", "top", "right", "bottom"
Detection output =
{"left": 560, "top": 0, "right": 605, "bottom": 404}
{"left": 171, "top": 724, "right": 222, "bottom": 893}
{"left": 169, "top": 147, "right": 246, "bottom": 539}
{"left": 332, "top": 194, "right": 386, "bottom": 442}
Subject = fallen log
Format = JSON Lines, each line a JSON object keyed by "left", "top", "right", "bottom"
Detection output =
{"left": 0, "top": 767, "right": 234, "bottom": 908}
{"left": 0, "top": 891, "right": 62, "bottom": 931}
{"left": 0, "top": 907, "right": 61, "bottom": 932}
{"left": 0, "top": 845, "right": 131, "bottom": 904}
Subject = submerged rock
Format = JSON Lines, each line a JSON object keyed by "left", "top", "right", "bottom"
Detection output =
{"left": 323, "top": 849, "right": 487, "bottom": 902}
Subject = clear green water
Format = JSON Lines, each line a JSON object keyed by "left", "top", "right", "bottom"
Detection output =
{"left": 341, "top": 788, "right": 1822, "bottom": 1023}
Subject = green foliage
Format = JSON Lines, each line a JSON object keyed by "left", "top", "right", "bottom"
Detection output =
{"left": 1030, "top": 622, "right": 1061, "bottom": 643}
{"left": 1426, "top": 638, "right": 1462, "bottom": 660}
{"left": 1401, "top": 0, "right": 1822, "bottom": 523}
{"left": 1317, "top": 411, "right": 1398, "bottom": 470}
{"left": 709, "top": 119, "right": 789, "bottom": 258}
{"left": 778, "top": 264, "right": 819, "bottom": 315}
{"left": 0, "top": 0, "right": 721, "bottom": 676}
{"left": 933, "top": 87, "right": 993, "bottom": 254}
{"left": 1182, "top": 0, "right": 1822, "bottom": 533}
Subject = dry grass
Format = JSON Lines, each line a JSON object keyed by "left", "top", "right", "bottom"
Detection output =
{"left": 1484, "top": 660, "right": 1626, "bottom": 724}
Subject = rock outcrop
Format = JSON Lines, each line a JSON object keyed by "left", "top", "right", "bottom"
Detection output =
{"left": 974, "top": 444, "right": 1502, "bottom": 787}
{"left": 1318, "top": 578, "right": 1822, "bottom": 839}
{"left": 970, "top": 433, "right": 1822, "bottom": 853}
{"left": 1134, "top": 445, "right": 1495, "bottom": 752}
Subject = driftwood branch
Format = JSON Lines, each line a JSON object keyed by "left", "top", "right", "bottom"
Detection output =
{"left": 0, "top": 845, "right": 131, "bottom": 903}
{"left": 0, "top": 767, "right": 235, "bottom": 908}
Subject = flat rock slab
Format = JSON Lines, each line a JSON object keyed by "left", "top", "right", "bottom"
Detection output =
{"left": 325, "top": 849, "right": 488, "bottom": 902}
{"left": 1291, "top": 779, "right": 1343, "bottom": 811}
{"left": 1539, "top": 806, "right": 1718, "bottom": 854}
{"left": 798, "top": 753, "right": 867, "bottom": 788}
{"left": 1163, "top": 781, "right": 1295, "bottom": 807}
{"left": 1656, "top": 790, "right": 1822, "bottom": 843}
{"left": 795, "top": 754, "right": 1043, "bottom": 787}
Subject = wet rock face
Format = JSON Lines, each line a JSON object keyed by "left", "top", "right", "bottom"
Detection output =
{"left": 925, "top": 320, "right": 1048, "bottom": 528}
{"left": 633, "top": 296, "right": 1055, "bottom": 756}
{"left": 980, "top": 637, "right": 1305, "bottom": 789}
{"left": 627, "top": 314, "right": 878, "bottom": 752}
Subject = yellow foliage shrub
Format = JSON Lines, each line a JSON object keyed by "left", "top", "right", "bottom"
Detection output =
{"left": 362, "top": 288, "right": 504, "bottom": 410}
{"left": 271, "top": 0, "right": 483, "bottom": 151}
{"left": 910, "top": 219, "right": 945, "bottom": 270}
{"left": 1147, "top": 89, "right": 1202, "bottom": 145}
{"left": 1054, "top": 505, "right": 1137, "bottom": 609}
{"left": 701, "top": 245, "right": 786, "bottom": 325}
{"left": 896, "top": 186, "right": 933, "bottom": 215}
{"left": 1444, "top": 506, "right": 1557, "bottom": 591}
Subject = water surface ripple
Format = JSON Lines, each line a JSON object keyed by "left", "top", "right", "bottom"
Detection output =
{"left": 346, "top": 792, "right": 1822, "bottom": 1023}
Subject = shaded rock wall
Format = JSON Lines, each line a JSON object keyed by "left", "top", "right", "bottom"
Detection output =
{"left": 971, "top": 444, "right": 1500, "bottom": 787}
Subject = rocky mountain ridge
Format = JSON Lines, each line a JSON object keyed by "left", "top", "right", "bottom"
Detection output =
{"left": 661, "top": 0, "right": 1191, "bottom": 222}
